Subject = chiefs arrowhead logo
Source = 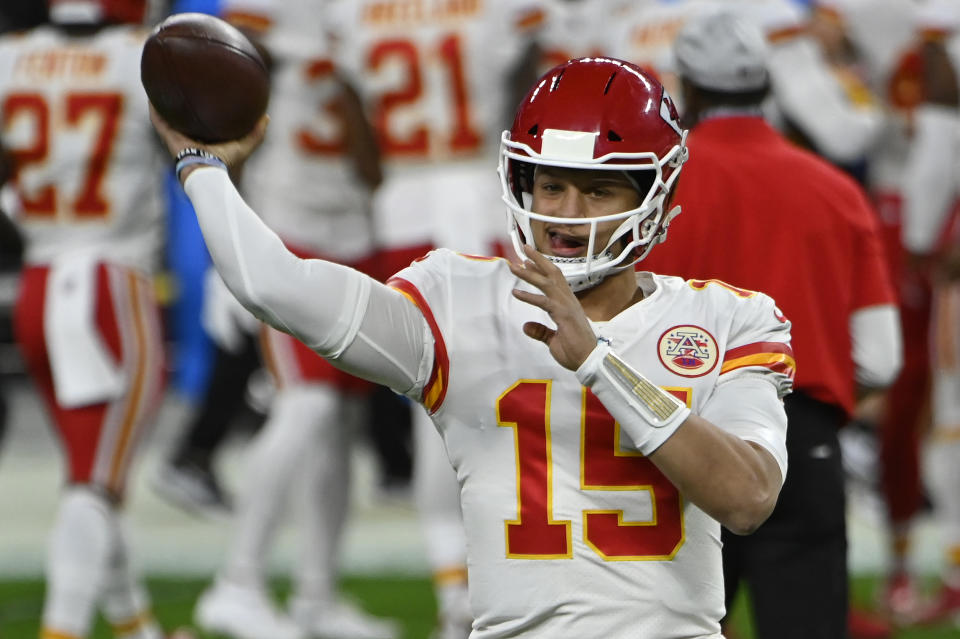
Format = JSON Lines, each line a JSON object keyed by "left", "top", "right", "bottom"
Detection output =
{"left": 660, "top": 89, "right": 683, "bottom": 136}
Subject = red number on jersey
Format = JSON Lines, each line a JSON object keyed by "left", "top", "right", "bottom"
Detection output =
{"left": 497, "top": 381, "right": 688, "bottom": 560}
{"left": 366, "top": 34, "right": 482, "bottom": 158}
{"left": 582, "top": 388, "right": 686, "bottom": 559}
{"left": 497, "top": 380, "right": 573, "bottom": 558}
{"left": 67, "top": 93, "right": 122, "bottom": 217}
{"left": 3, "top": 94, "right": 54, "bottom": 215}
{"left": 296, "top": 58, "right": 349, "bottom": 156}
{"left": 3, "top": 91, "right": 123, "bottom": 219}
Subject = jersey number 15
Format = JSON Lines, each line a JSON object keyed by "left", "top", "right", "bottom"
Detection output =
{"left": 497, "top": 380, "right": 689, "bottom": 561}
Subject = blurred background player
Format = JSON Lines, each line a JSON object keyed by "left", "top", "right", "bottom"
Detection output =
{"left": 534, "top": 0, "right": 628, "bottom": 74}
{"left": 323, "top": 2, "right": 545, "bottom": 636}
{"left": 187, "top": 1, "right": 398, "bottom": 638}
{"left": 606, "top": 3, "right": 902, "bottom": 636}
{"left": 604, "top": 0, "right": 884, "bottom": 169}
{"left": 150, "top": 0, "right": 251, "bottom": 519}
{"left": 0, "top": 0, "right": 169, "bottom": 637}
{"left": 152, "top": 266, "right": 263, "bottom": 517}
{"left": 641, "top": 12, "right": 902, "bottom": 639}
{"left": 807, "top": 0, "right": 960, "bottom": 627}
{"left": 891, "top": 0, "right": 960, "bottom": 625}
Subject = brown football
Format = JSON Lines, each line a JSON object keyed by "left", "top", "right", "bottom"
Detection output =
{"left": 140, "top": 12, "right": 269, "bottom": 143}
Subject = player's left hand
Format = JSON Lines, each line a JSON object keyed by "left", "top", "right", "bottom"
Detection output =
{"left": 509, "top": 244, "right": 598, "bottom": 371}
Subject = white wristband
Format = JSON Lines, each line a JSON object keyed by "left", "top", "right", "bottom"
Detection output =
{"left": 576, "top": 342, "right": 691, "bottom": 455}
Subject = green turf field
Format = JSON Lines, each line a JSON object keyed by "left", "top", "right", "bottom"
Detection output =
{"left": 0, "top": 576, "right": 436, "bottom": 639}
{"left": 0, "top": 575, "right": 957, "bottom": 638}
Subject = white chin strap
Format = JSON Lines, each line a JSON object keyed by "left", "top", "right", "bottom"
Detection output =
{"left": 548, "top": 252, "right": 618, "bottom": 293}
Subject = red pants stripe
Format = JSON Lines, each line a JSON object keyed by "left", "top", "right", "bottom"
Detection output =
{"left": 14, "top": 263, "right": 165, "bottom": 500}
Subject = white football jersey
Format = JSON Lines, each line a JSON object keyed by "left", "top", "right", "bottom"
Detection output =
{"left": 221, "top": 0, "right": 374, "bottom": 261}
{"left": 815, "top": 0, "right": 920, "bottom": 199}
{"left": 610, "top": 0, "right": 888, "bottom": 164}
{"left": 324, "top": 0, "right": 545, "bottom": 255}
{"left": 0, "top": 24, "right": 165, "bottom": 271}
{"left": 818, "top": 0, "right": 917, "bottom": 90}
{"left": 326, "top": 0, "right": 543, "bottom": 167}
{"left": 902, "top": 0, "right": 960, "bottom": 251}
{"left": 390, "top": 249, "right": 793, "bottom": 638}
{"left": 535, "top": 0, "right": 634, "bottom": 73}
{"left": 607, "top": 0, "right": 806, "bottom": 96}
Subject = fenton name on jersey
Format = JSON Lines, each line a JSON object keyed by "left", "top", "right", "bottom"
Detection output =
{"left": 13, "top": 49, "right": 109, "bottom": 81}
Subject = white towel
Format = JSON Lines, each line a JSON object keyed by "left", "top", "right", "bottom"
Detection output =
{"left": 44, "top": 252, "right": 126, "bottom": 408}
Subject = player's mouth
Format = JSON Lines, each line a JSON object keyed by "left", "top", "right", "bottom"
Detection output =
{"left": 547, "top": 230, "right": 588, "bottom": 257}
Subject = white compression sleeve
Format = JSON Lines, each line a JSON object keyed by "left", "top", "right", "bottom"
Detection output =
{"left": 768, "top": 37, "right": 882, "bottom": 164}
{"left": 183, "top": 167, "right": 430, "bottom": 395}
{"left": 576, "top": 342, "right": 691, "bottom": 456}
{"left": 850, "top": 304, "right": 903, "bottom": 389}
{"left": 902, "top": 104, "right": 960, "bottom": 254}
{"left": 699, "top": 375, "right": 788, "bottom": 484}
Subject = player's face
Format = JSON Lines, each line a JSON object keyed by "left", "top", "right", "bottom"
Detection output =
{"left": 529, "top": 166, "right": 642, "bottom": 259}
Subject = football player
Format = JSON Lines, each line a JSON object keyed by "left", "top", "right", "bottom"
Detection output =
{"left": 606, "top": 0, "right": 884, "bottom": 166}
{"left": 152, "top": 55, "right": 794, "bottom": 638}
{"left": 0, "top": 0, "right": 167, "bottom": 637}
{"left": 897, "top": 0, "right": 960, "bottom": 624}
{"left": 808, "top": 0, "right": 933, "bottom": 625}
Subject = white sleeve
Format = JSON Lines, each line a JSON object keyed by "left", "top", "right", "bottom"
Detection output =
{"left": 850, "top": 304, "right": 903, "bottom": 390}
{"left": 767, "top": 36, "right": 883, "bottom": 163}
{"left": 183, "top": 166, "right": 431, "bottom": 395}
{"left": 901, "top": 104, "right": 960, "bottom": 254}
{"left": 700, "top": 376, "right": 788, "bottom": 486}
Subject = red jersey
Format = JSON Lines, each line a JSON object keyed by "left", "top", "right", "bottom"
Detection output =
{"left": 642, "top": 116, "right": 895, "bottom": 415}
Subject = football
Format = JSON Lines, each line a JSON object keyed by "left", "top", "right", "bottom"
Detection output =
{"left": 140, "top": 12, "right": 270, "bottom": 143}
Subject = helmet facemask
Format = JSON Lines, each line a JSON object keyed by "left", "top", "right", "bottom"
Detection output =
{"left": 499, "top": 127, "right": 688, "bottom": 292}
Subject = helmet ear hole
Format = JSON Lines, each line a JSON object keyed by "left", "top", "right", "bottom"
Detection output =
{"left": 510, "top": 160, "right": 536, "bottom": 204}
{"left": 607, "top": 130, "right": 622, "bottom": 142}
{"left": 628, "top": 171, "right": 657, "bottom": 200}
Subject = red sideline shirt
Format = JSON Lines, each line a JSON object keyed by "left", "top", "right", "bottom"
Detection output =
{"left": 642, "top": 116, "right": 895, "bottom": 417}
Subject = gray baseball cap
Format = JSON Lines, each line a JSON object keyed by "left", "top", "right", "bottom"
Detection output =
{"left": 674, "top": 11, "right": 770, "bottom": 92}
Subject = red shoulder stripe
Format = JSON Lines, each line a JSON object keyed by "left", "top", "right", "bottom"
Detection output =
{"left": 387, "top": 277, "right": 449, "bottom": 413}
{"left": 721, "top": 341, "right": 796, "bottom": 379}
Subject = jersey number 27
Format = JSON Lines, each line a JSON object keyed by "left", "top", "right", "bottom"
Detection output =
{"left": 3, "top": 92, "right": 123, "bottom": 219}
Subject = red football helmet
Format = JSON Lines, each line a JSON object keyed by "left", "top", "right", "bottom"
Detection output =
{"left": 48, "top": 0, "right": 148, "bottom": 25}
{"left": 499, "top": 57, "right": 688, "bottom": 291}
